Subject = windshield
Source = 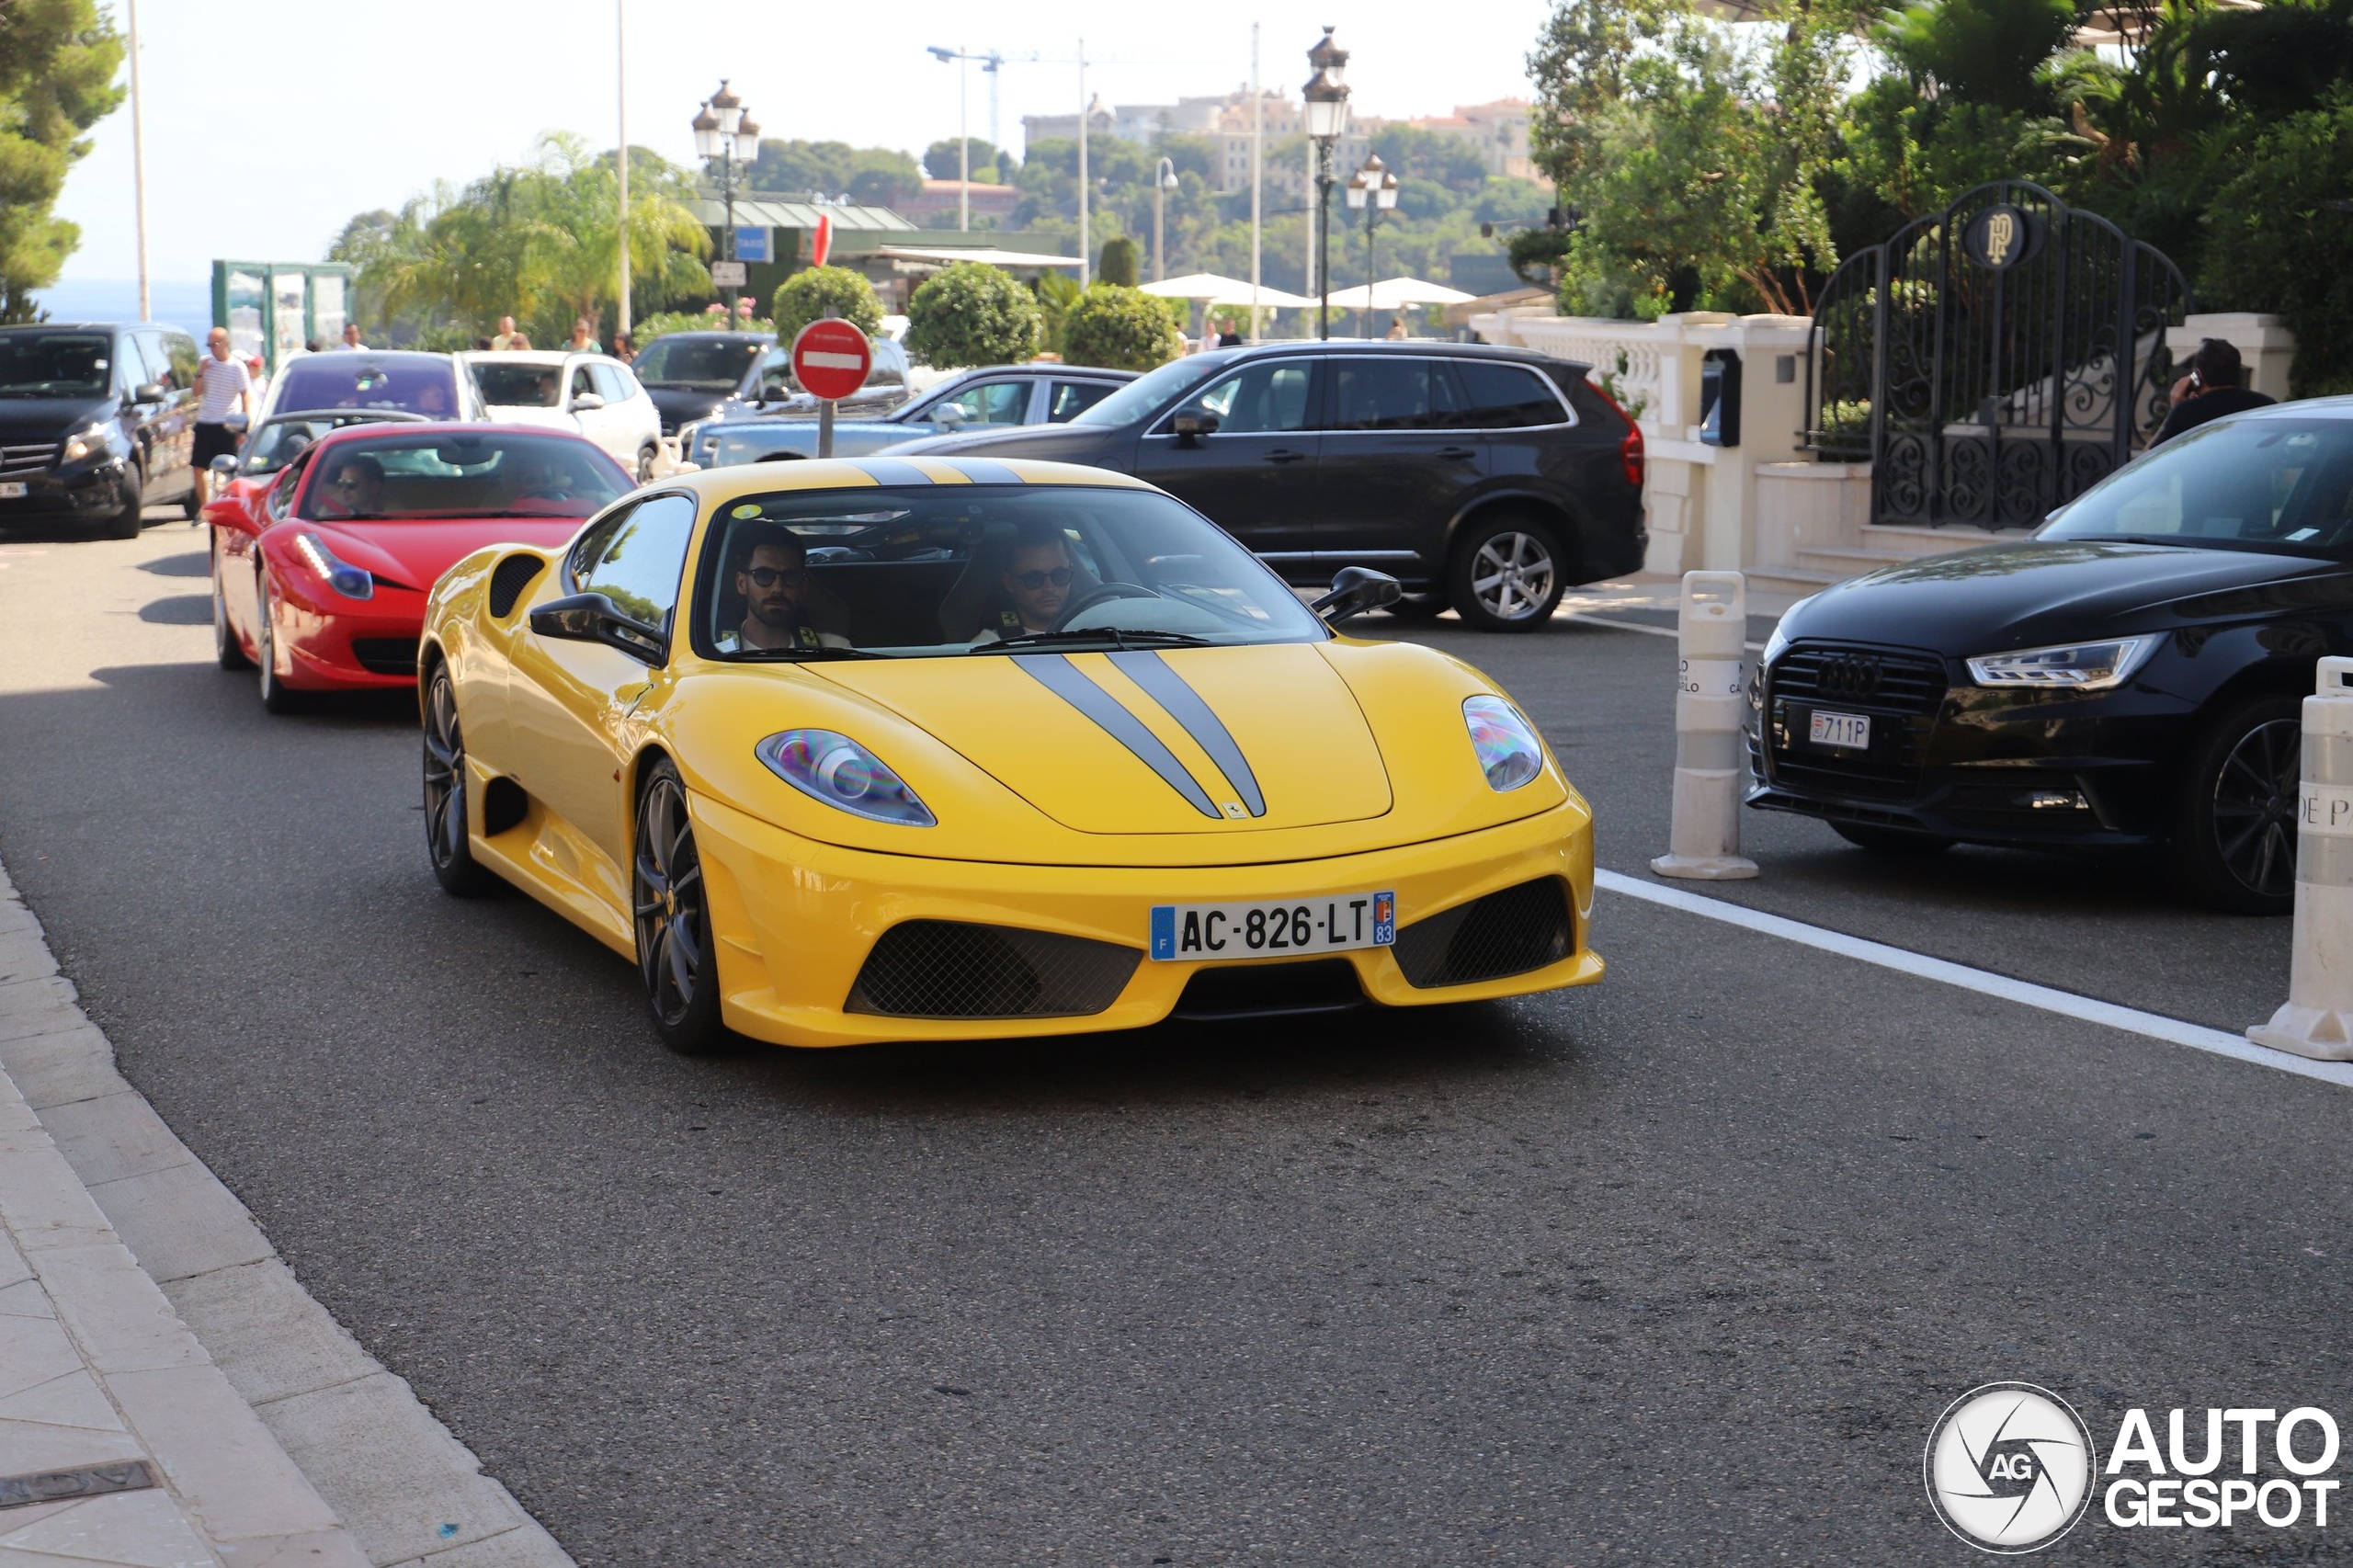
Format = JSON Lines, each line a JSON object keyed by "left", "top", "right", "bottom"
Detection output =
{"left": 0, "top": 332, "right": 111, "bottom": 398}
{"left": 471, "top": 361, "right": 564, "bottom": 408}
{"left": 2041, "top": 416, "right": 2353, "bottom": 552}
{"left": 274, "top": 357, "right": 460, "bottom": 419}
{"left": 634, "top": 336, "right": 765, "bottom": 391}
{"left": 1067, "top": 354, "right": 1233, "bottom": 428}
{"left": 694, "top": 483, "right": 1325, "bottom": 658}
{"left": 241, "top": 415, "right": 403, "bottom": 475}
{"left": 297, "top": 431, "right": 627, "bottom": 521}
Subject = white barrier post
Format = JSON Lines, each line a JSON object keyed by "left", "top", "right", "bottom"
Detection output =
{"left": 1651, "top": 570, "right": 1759, "bottom": 881}
{"left": 2249, "top": 656, "right": 2353, "bottom": 1060}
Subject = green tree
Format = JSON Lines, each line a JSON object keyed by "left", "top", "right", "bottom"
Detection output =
{"left": 923, "top": 138, "right": 1003, "bottom": 183}
{"left": 1061, "top": 285, "right": 1181, "bottom": 370}
{"left": 2201, "top": 90, "right": 2353, "bottom": 396}
{"left": 904, "top": 262, "right": 1041, "bottom": 367}
{"left": 770, "top": 265, "right": 883, "bottom": 342}
{"left": 1526, "top": 0, "right": 1674, "bottom": 190}
{"left": 1097, "top": 235, "right": 1141, "bottom": 287}
{"left": 746, "top": 139, "right": 923, "bottom": 207}
{"left": 0, "top": 0, "right": 124, "bottom": 322}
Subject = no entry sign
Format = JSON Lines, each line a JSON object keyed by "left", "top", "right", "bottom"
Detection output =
{"left": 790, "top": 319, "right": 871, "bottom": 403}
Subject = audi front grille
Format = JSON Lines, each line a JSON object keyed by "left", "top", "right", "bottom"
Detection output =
{"left": 1764, "top": 642, "right": 1950, "bottom": 801}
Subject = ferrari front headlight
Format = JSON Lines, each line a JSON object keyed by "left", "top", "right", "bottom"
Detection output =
{"left": 1463, "top": 695, "right": 1543, "bottom": 792}
{"left": 294, "top": 532, "right": 374, "bottom": 599}
{"left": 1965, "top": 636, "right": 2156, "bottom": 692}
{"left": 756, "top": 730, "right": 935, "bottom": 825}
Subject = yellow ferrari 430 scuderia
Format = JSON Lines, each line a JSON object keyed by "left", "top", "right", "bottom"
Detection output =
{"left": 417, "top": 455, "right": 1602, "bottom": 1051}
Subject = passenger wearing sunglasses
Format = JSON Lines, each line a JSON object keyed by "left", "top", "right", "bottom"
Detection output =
{"left": 714, "top": 524, "right": 847, "bottom": 653}
{"left": 970, "top": 526, "right": 1076, "bottom": 643}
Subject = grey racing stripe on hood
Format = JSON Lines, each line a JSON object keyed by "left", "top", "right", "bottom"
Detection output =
{"left": 1107, "top": 650, "right": 1265, "bottom": 817}
{"left": 1013, "top": 653, "right": 1222, "bottom": 819}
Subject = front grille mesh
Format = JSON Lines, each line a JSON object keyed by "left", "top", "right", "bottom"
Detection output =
{"left": 1392, "top": 879, "right": 1574, "bottom": 989}
{"left": 1766, "top": 641, "right": 1950, "bottom": 801}
{"left": 848, "top": 921, "right": 1140, "bottom": 1018}
{"left": 1769, "top": 642, "right": 1948, "bottom": 714}
{"left": 487, "top": 553, "right": 545, "bottom": 618}
{"left": 350, "top": 637, "right": 419, "bottom": 676}
{"left": 0, "top": 442, "right": 55, "bottom": 475}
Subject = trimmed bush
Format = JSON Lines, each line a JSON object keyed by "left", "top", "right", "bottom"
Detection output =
{"left": 1097, "top": 235, "right": 1141, "bottom": 288}
{"left": 770, "top": 266, "right": 883, "bottom": 344}
{"left": 904, "top": 262, "right": 1043, "bottom": 368}
{"left": 1061, "top": 285, "right": 1183, "bottom": 371}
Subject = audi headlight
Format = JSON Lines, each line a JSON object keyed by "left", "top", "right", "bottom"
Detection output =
{"left": 756, "top": 730, "right": 935, "bottom": 825}
{"left": 1464, "top": 695, "right": 1544, "bottom": 792}
{"left": 1965, "top": 636, "right": 2157, "bottom": 691}
{"left": 61, "top": 425, "right": 108, "bottom": 464}
{"left": 294, "top": 532, "right": 374, "bottom": 600}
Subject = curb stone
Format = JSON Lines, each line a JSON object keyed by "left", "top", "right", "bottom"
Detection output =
{"left": 0, "top": 857, "right": 572, "bottom": 1568}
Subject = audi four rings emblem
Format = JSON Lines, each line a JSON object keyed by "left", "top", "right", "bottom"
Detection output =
{"left": 1816, "top": 652, "right": 1883, "bottom": 699}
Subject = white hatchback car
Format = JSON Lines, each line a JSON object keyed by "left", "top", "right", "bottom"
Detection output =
{"left": 461, "top": 351, "right": 663, "bottom": 480}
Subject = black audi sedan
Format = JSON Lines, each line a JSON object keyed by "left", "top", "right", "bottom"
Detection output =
{"left": 888, "top": 341, "right": 1648, "bottom": 631}
{"left": 1747, "top": 402, "right": 2353, "bottom": 912}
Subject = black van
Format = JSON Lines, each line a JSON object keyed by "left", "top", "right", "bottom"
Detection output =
{"left": 0, "top": 322, "right": 203, "bottom": 538}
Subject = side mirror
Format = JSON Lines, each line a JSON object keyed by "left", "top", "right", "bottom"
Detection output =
{"left": 209, "top": 454, "right": 238, "bottom": 475}
{"left": 932, "top": 403, "right": 967, "bottom": 428}
{"left": 1171, "top": 412, "right": 1219, "bottom": 445}
{"left": 131, "top": 381, "right": 166, "bottom": 406}
{"left": 569, "top": 392, "right": 605, "bottom": 412}
{"left": 529, "top": 591, "right": 665, "bottom": 661}
{"left": 1311, "top": 566, "right": 1404, "bottom": 622}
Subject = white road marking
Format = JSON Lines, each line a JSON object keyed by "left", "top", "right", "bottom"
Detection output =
{"left": 1594, "top": 868, "right": 2353, "bottom": 1092}
{"left": 1563, "top": 610, "right": 1766, "bottom": 653}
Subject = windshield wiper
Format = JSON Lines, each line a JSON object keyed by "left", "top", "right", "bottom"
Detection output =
{"left": 968, "top": 627, "right": 1212, "bottom": 653}
{"left": 729, "top": 645, "right": 885, "bottom": 661}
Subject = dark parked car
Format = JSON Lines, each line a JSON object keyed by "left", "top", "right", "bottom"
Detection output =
{"left": 711, "top": 335, "right": 915, "bottom": 423}
{"left": 679, "top": 363, "right": 1134, "bottom": 468}
{"left": 631, "top": 331, "right": 772, "bottom": 434}
{"left": 1746, "top": 401, "right": 2353, "bottom": 913}
{"left": 0, "top": 321, "right": 202, "bottom": 538}
{"left": 888, "top": 341, "right": 1648, "bottom": 630}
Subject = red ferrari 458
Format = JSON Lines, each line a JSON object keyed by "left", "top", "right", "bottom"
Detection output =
{"left": 206, "top": 423, "right": 632, "bottom": 711}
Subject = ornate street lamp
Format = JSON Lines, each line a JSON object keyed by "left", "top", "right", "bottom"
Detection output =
{"left": 1345, "top": 153, "right": 1399, "bottom": 338}
{"left": 695, "top": 81, "right": 757, "bottom": 314}
{"left": 1301, "top": 27, "right": 1351, "bottom": 341}
{"left": 1153, "top": 156, "right": 1178, "bottom": 283}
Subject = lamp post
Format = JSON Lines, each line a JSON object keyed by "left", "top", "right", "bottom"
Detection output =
{"left": 1153, "top": 157, "right": 1177, "bottom": 283}
{"left": 1344, "top": 153, "right": 1398, "bottom": 338}
{"left": 1301, "top": 28, "right": 1351, "bottom": 342}
{"left": 693, "top": 80, "right": 756, "bottom": 313}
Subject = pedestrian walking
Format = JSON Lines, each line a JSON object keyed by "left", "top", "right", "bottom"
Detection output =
{"left": 611, "top": 331, "right": 635, "bottom": 365}
{"left": 2153, "top": 337, "right": 2275, "bottom": 445}
{"left": 566, "top": 318, "right": 596, "bottom": 354}
{"left": 491, "top": 315, "right": 530, "bottom": 351}
{"left": 191, "top": 328, "right": 251, "bottom": 513}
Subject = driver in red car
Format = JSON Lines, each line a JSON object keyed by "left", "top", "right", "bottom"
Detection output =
{"left": 970, "top": 526, "right": 1074, "bottom": 642}
{"left": 316, "top": 454, "right": 384, "bottom": 518}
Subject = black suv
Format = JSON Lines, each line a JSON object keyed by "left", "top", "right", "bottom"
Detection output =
{"left": 631, "top": 331, "right": 773, "bottom": 435}
{"left": 0, "top": 322, "right": 202, "bottom": 538}
{"left": 889, "top": 341, "right": 1647, "bottom": 630}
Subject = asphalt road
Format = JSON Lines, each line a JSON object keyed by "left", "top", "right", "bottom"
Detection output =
{"left": 0, "top": 522, "right": 2345, "bottom": 1565}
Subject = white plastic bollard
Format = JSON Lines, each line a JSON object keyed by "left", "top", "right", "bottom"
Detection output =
{"left": 1651, "top": 570, "right": 1759, "bottom": 881}
{"left": 2249, "top": 656, "right": 2353, "bottom": 1060}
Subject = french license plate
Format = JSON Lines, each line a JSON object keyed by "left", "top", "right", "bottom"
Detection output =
{"left": 1809, "top": 710, "right": 1870, "bottom": 750}
{"left": 1150, "top": 892, "right": 1395, "bottom": 961}
{"left": 0, "top": 483, "right": 24, "bottom": 499}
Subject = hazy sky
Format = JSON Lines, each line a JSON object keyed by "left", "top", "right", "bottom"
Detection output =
{"left": 56, "top": 0, "right": 1554, "bottom": 281}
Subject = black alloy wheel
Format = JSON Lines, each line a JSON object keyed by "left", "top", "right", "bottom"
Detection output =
{"left": 255, "top": 568, "right": 306, "bottom": 714}
{"left": 103, "top": 465, "right": 144, "bottom": 540}
{"left": 2173, "top": 694, "right": 2301, "bottom": 915}
{"left": 212, "top": 545, "right": 252, "bottom": 669}
{"left": 1449, "top": 514, "right": 1567, "bottom": 632}
{"left": 422, "top": 664, "right": 492, "bottom": 895}
{"left": 633, "top": 760, "right": 726, "bottom": 1053}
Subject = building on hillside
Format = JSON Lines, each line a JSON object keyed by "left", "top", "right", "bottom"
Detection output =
{"left": 1018, "top": 96, "right": 1116, "bottom": 147}
{"left": 898, "top": 179, "right": 1022, "bottom": 227}
{"left": 1207, "top": 90, "right": 1381, "bottom": 196}
{"left": 1393, "top": 100, "right": 1536, "bottom": 180}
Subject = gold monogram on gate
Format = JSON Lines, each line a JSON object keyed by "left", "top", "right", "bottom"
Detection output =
{"left": 1982, "top": 210, "right": 2016, "bottom": 267}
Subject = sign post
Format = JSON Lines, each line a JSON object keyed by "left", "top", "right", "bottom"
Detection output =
{"left": 789, "top": 317, "right": 872, "bottom": 460}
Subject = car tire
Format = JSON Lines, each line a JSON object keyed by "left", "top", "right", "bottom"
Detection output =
{"left": 1830, "top": 821, "right": 1957, "bottom": 856}
{"left": 2170, "top": 693, "right": 2300, "bottom": 915}
{"left": 633, "top": 759, "right": 729, "bottom": 1054}
{"left": 1448, "top": 513, "right": 1568, "bottom": 632}
{"left": 422, "top": 662, "right": 494, "bottom": 896}
{"left": 1387, "top": 593, "right": 1449, "bottom": 621}
{"left": 255, "top": 568, "right": 306, "bottom": 714}
{"left": 102, "top": 466, "right": 144, "bottom": 540}
{"left": 212, "top": 547, "right": 252, "bottom": 670}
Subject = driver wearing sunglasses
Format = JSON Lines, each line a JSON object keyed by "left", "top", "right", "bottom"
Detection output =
{"left": 970, "top": 526, "right": 1075, "bottom": 643}
{"left": 317, "top": 454, "right": 384, "bottom": 518}
{"left": 714, "top": 524, "right": 847, "bottom": 653}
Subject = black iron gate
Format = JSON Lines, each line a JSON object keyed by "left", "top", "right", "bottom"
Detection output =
{"left": 1805, "top": 180, "right": 2191, "bottom": 528}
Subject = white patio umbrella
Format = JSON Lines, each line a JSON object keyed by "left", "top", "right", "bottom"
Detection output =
{"left": 1140, "top": 272, "right": 1317, "bottom": 310}
{"left": 1322, "top": 276, "right": 1480, "bottom": 312}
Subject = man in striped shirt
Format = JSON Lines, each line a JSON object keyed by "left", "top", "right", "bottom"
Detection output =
{"left": 192, "top": 328, "right": 251, "bottom": 507}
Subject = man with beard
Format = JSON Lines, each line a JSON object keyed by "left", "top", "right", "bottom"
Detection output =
{"left": 714, "top": 524, "right": 848, "bottom": 652}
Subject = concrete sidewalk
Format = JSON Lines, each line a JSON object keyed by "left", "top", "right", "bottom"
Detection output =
{"left": 0, "top": 863, "right": 568, "bottom": 1567}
